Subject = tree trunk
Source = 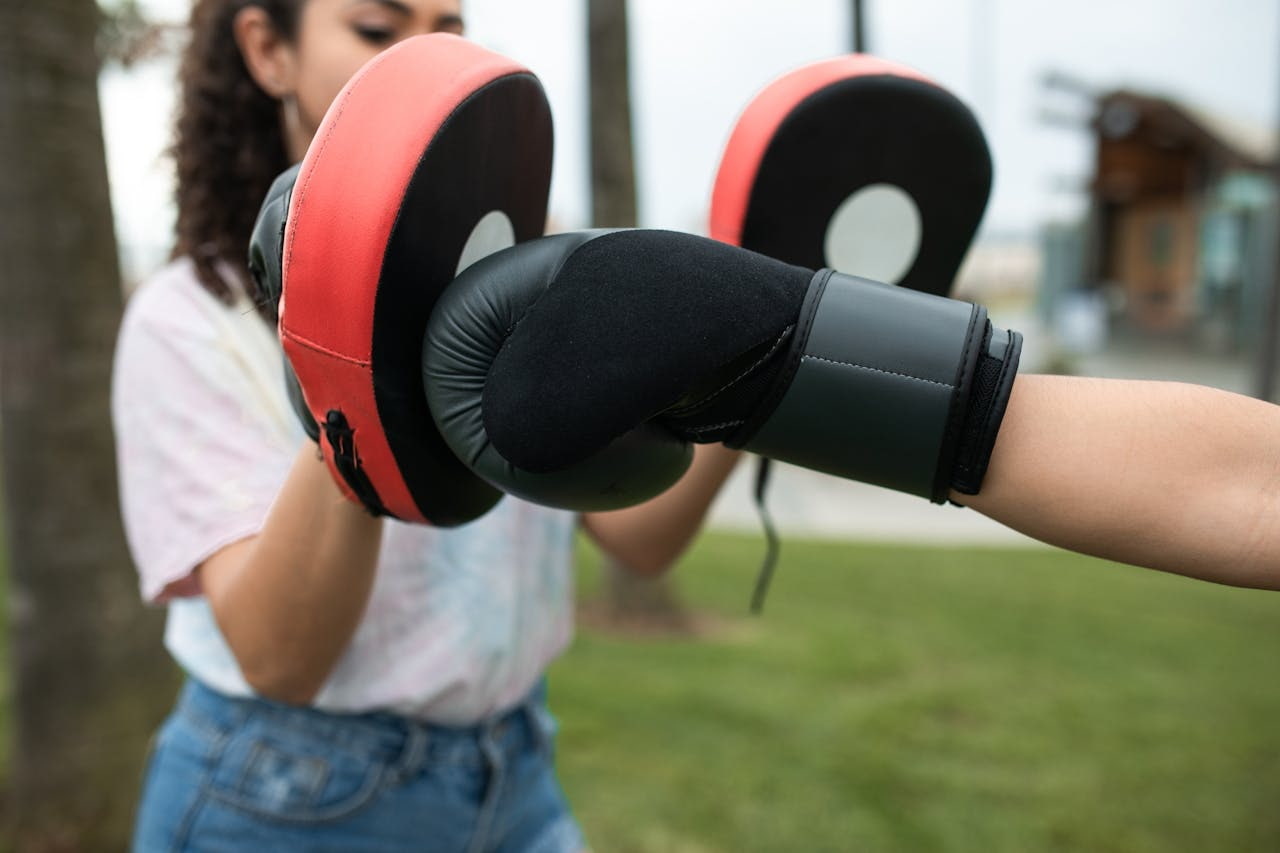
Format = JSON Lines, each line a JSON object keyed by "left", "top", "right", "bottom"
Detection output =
{"left": 586, "top": 0, "right": 690, "bottom": 629}
{"left": 596, "top": 563, "right": 694, "bottom": 633}
{"left": 587, "top": 0, "right": 638, "bottom": 228}
{"left": 0, "top": 1, "right": 177, "bottom": 848}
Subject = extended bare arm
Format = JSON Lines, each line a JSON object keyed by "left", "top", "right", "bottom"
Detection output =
{"left": 959, "top": 375, "right": 1280, "bottom": 590}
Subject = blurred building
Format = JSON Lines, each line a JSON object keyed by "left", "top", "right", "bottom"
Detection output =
{"left": 1042, "top": 88, "right": 1276, "bottom": 350}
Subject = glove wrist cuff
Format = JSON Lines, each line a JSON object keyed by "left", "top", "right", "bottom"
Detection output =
{"left": 947, "top": 327, "right": 1022, "bottom": 495}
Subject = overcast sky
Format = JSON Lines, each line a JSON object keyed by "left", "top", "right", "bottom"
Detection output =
{"left": 102, "top": 0, "right": 1280, "bottom": 281}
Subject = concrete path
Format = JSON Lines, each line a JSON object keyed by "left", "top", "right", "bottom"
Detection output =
{"left": 706, "top": 461, "right": 1039, "bottom": 545}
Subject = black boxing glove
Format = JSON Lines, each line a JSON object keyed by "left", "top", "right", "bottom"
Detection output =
{"left": 423, "top": 229, "right": 1020, "bottom": 510}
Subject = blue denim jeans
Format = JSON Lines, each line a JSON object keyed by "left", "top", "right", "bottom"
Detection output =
{"left": 132, "top": 678, "right": 586, "bottom": 852}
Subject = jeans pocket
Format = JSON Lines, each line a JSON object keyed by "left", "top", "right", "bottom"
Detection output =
{"left": 205, "top": 723, "right": 389, "bottom": 824}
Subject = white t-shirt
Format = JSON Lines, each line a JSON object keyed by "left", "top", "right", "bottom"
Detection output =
{"left": 112, "top": 258, "right": 577, "bottom": 723}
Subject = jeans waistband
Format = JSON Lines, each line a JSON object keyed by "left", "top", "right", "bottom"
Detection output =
{"left": 175, "top": 677, "right": 551, "bottom": 769}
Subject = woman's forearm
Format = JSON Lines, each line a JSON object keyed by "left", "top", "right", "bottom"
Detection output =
{"left": 198, "top": 444, "right": 384, "bottom": 703}
{"left": 581, "top": 443, "right": 742, "bottom": 575}
{"left": 958, "top": 374, "right": 1280, "bottom": 589}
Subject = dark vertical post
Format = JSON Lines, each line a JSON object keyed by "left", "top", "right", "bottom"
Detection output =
{"left": 1255, "top": 25, "right": 1280, "bottom": 402}
{"left": 585, "top": 0, "right": 689, "bottom": 627}
{"left": 587, "top": 0, "right": 638, "bottom": 228}
{"left": 852, "top": 0, "right": 867, "bottom": 53}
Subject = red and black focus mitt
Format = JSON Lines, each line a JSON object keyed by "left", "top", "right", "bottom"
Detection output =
{"left": 710, "top": 54, "right": 991, "bottom": 296}
{"left": 251, "top": 34, "right": 553, "bottom": 525}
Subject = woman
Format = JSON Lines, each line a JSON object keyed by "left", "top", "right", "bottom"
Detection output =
{"left": 114, "top": 1, "right": 738, "bottom": 849}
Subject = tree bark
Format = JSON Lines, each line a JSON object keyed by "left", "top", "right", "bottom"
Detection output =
{"left": 0, "top": 1, "right": 177, "bottom": 848}
{"left": 586, "top": 0, "right": 691, "bottom": 629}
{"left": 587, "top": 0, "right": 638, "bottom": 228}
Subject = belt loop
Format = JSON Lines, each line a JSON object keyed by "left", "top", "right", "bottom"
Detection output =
{"left": 468, "top": 727, "right": 506, "bottom": 853}
{"left": 522, "top": 692, "right": 552, "bottom": 756}
{"left": 393, "top": 723, "right": 429, "bottom": 782}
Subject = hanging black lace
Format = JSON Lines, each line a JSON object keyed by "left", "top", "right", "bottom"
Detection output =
{"left": 748, "top": 456, "right": 781, "bottom": 614}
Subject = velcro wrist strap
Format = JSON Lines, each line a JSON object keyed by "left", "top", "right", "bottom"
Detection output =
{"left": 949, "top": 327, "right": 1022, "bottom": 495}
{"left": 734, "top": 271, "right": 985, "bottom": 501}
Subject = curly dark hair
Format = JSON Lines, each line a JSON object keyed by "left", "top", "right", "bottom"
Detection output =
{"left": 171, "top": 0, "right": 302, "bottom": 318}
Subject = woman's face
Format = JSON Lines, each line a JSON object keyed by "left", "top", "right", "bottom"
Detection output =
{"left": 284, "top": 0, "right": 464, "bottom": 157}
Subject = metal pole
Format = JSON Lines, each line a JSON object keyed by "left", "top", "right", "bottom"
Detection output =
{"left": 1254, "top": 21, "right": 1280, "bottom": 401}
{"left": 852, "top": 0, "right": 866, "bottom": 53}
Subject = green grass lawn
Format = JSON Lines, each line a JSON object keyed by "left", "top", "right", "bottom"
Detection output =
{"left": 0, "top": 528, "right": 1275, "bottom": 850}
{"left": 554, "top": 532, "right": 1280, "bottom": 852}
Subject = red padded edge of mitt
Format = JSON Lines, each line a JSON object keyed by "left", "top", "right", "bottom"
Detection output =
{"left": 279, "top": 34, "right": 530, "bottom": 521}
{"left": 709, "top": 54, "right": 934, "bottom": 247}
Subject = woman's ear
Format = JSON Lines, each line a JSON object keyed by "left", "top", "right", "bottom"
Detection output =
{"left": 232, "top": 5, "right": 299, "bottom": 98}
